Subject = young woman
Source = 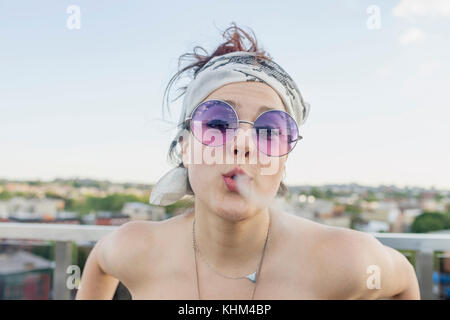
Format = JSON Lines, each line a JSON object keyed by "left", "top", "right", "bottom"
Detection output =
{"left": 76, "top": 25, "right": 420, "bottom": 300}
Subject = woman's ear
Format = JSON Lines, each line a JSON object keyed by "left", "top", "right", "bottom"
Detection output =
{"left": 180, "top": 135, "right": 190, "bottom": 169}
{"left": 282, "top": 154, "right": 288, "bottom": 171}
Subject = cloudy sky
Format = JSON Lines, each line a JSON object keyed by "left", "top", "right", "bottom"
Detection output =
{"left": 1, "top": 0, "right": 449, "bottom": 189}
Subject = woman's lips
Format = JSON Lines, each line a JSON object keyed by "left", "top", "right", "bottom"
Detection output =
{"left": 222, "top": 174, "right": 252, "bottom": 193}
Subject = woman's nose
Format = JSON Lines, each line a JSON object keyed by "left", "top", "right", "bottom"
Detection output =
{"left": 229, "top": 124, "right": 257, "bottom": 161}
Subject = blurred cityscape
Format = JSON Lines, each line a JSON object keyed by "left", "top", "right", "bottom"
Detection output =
{"left": 1, "top": 179, "right": 449, "bottom": 231}
{"left": 0, "top": 178, "right": 449, "bottom": 299}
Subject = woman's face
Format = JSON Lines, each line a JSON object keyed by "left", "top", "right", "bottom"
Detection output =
{"left": 181, "top": 81, "right": 289, "bottom": 221}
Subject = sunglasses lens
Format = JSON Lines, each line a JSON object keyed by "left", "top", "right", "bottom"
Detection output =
{"left": 253, "top": 110, "right": 299, "bottom": 156}
{"left": 190, "top": 100, "right": 238, "bottom": 147}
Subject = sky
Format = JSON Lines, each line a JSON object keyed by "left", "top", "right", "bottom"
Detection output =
{"left": 1, "top": 0, "right": 449, "bottom": 190}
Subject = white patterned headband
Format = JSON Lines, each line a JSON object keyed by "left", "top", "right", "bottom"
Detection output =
{"left": 149, "top": 51, "right": 311, "bottom": 206}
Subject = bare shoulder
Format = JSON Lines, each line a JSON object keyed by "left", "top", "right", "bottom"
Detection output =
{"left": 281, "top": 213, "right": 413, "bottom": 299}
{"left": 96, "top": 212, "right": 191, "bottom": 282}
{"left": 306, "top": 220, "right": 415, "bottom": 299}
{"left": 95, "top": 219, "right": 164, "bottom": 285}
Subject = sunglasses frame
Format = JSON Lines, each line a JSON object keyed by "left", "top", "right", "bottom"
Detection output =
{"left": 184, "top": 99, "right": 302, "bottom": 157}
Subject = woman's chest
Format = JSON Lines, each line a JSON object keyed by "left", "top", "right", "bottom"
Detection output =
{"left": 123, "top": 217, "right": 340, "bottom": 300}
{"left": 129, "top": 275, "right": 320, "bottom": 300}
{"left": 126, "top": 249, "right": 323, "bottom": 300}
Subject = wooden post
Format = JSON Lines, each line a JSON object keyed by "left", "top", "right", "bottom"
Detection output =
{"left": 415, "top": 250, "right": 435, "bottom": 300}
{"left": 53, "top": 241, "right": 73, "bottom": 300}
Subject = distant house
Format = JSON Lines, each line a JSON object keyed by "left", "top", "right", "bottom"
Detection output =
{"left": 122, "top": 202, "right": 165, "bottom": 221}
{"left": 0, "top": 250, "right": 53, "bottom": 300}
{"left": 4, "top": 197, "right": 64, "bottom": 218}
{"left": 320, "top": 215, "right": 352, "bottom": 229}
{"left": 296, "top": 199, "right": 335, "bottom": 220}
{"left": 0, "top": 197, "right": 69, "bottom": 222}
{"left": 355, "top": 220, "right": 390, "bottom": 233}
{"left": 80, "top": 213, "right": 96, "bottom": 225}
{"left": 0, "top": 202, "right": 9, "bottom": 221}
{"left": 7, "top": 211, "right": 80, "bottom": 224}
{"left": 95, "top": 211, "right": 130, "bottom": 226}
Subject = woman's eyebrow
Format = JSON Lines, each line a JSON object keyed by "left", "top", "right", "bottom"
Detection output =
{"left": 223, "top": 99, "right": 275, "bottom": 113}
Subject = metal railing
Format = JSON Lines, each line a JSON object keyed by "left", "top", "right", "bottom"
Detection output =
{"left": 1, "top": 222, "right": 449, "bottom": 300}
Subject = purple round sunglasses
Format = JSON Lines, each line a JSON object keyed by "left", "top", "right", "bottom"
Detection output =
{"left": 183, "top": 99, "right": 302, "bottom": 157}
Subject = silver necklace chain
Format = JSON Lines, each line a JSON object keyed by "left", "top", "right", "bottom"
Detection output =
{"left": 192, "top": 211, "right": 271, "bottom": 300}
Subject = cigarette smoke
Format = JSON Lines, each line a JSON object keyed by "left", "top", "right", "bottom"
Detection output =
{"left": 234, "top": 174, "right": 287, "bottom": 214}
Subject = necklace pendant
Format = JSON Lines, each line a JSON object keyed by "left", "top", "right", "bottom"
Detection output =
{"left": 246, "top": 272, "right": 257, "bottom": 283}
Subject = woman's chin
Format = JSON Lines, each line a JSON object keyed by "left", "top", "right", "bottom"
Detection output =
{"left": 214, "top": 194, "right": 253, "bottom": 221}
{"left": 219, "top": 210, "right": 251, "bottom": 222}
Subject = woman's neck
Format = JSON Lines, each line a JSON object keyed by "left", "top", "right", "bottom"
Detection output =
{"left": 192, "top": 198, "right": 271, "bottom": 274}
